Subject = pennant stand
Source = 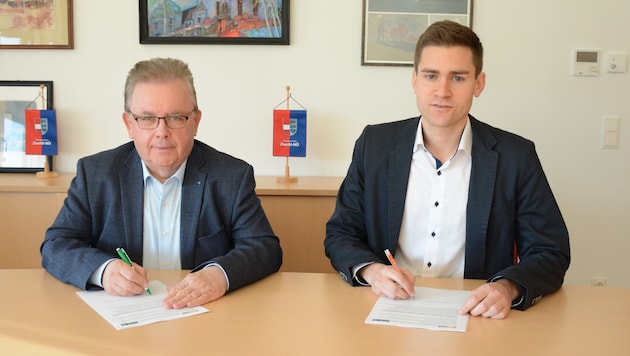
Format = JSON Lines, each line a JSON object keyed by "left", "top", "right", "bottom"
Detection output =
{"left": 32, "top": 84, "right": 58, "bottom": 179}
{"left": 273, "top": 85, "right": 307, "bottom": 184}
{"left": 36, "top": 157, "right": 57, "bottom": 179}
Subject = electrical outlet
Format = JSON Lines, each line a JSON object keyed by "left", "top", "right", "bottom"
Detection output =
{"left": 591, "top": 276, "right": 608, "bottom": 287}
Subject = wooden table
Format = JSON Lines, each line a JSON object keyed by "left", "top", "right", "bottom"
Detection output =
{"left": 1, "top": 270, "right": 628, "bottom": 355}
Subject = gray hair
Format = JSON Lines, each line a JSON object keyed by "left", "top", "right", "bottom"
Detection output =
{"left": 124, "top": 57, "right": 198, "bottom": 112}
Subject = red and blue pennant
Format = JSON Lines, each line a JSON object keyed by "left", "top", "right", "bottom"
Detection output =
{"left": 25, "top": 109, "right": 58, "bottom": 155}
{"left": 273, "top": 109, "right": 306, "bottom": 157}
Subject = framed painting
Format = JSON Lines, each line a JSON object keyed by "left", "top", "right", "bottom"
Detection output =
{"left": 0, "top": 0, "right": 73, "bottom": 49}
{"left": 140, "top": 0, "right": 289, "bottom": 45}
{"left": 362, "top": 0, "right": 473, "bottom": 66}
{"left": 0, "top": 81, "right": 53, "bottom": 173}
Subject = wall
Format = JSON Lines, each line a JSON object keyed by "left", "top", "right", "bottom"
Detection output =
{"left": 1, "top": 0, "right": 628, "bottom": 288}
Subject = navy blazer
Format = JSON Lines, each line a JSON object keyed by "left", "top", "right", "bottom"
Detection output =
{"left": 324, "top": 116, "right": 570, "bottom": 310}
{"left": 41, "top": 140, "right": 282, "bottom": 291}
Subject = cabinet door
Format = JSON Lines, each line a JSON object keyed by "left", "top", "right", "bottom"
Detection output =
{"left": 259, "top": 195, "right": 336, "bottom": 273}
{"left": 0, "top": 192, "right": 64, "bottom": 268}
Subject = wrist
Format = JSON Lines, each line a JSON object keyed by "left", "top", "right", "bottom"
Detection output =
{"left": 358, "top": 263, "right": 383, "bottom": 285}
{"left": 496, "top": 278, "right": 521, "bottom": 301}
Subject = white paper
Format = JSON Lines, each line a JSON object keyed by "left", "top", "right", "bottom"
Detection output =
{"left": 365, "top": 287, "right": 470, "bottom": 332}
{"left": 77, "top": 280, "right": 209, "bottom": 330}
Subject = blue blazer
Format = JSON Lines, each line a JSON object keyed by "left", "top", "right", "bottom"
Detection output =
{"left": 41, "top": 140, "right": 282, "bottom": 291}
{"left": 324, "top": 116, "right": 570, "bottom": 310}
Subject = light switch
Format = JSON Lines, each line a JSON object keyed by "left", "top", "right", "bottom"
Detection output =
{"left": 601, "top": 116, "right": 621, "bottom": 149}
{"left": 607, "top": 53, "right": 627, "bottom": 73}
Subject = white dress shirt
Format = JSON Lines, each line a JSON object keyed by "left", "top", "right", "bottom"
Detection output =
{"left": 396, "top": 118, "right": 472, "bottom": 278}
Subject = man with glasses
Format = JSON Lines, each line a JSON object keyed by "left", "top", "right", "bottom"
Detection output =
{"left": 41, "top": 58, "right": 282, "bottom": 309}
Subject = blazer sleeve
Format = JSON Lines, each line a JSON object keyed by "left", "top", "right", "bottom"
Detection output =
{"left": 40, "top": 158, "right": 120, "bottom": 290}
{"left": 194, "top": 164, "right": 282, "bottom": 292}
{"left": 324, "top": 126, "right": 388, "bottom": 285}
{"left": 486, "top": 142, "right": 571, "bottom": 310}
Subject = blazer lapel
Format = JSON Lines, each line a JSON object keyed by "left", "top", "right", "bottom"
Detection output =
{"left": 464, "top": 117, "right": 498, "bottom": 278}
{"left": 387, "top": 118, "right": 419, "bottom": 250}
{"left": 120, "top": 150, "right": 145, "bottom": 262}
{"left": 179, "top": 144, "right": 206, "bottom": 269}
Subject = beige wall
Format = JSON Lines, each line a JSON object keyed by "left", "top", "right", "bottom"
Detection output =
{"left": 1, "top": 0, "right": 628, "bottom": 288}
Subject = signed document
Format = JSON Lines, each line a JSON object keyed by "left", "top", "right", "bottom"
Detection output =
{"left": 365, "top": 287, "right": 470, "bottom": 332}
{"left": 77, "top": 280, "right": 208, "bottom": 330}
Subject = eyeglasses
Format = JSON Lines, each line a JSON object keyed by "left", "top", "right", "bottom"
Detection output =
{"left": 128, "top": 110, "right": 196, "bottom": 129}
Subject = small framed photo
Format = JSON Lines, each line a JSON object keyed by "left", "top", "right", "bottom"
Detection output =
{"left": 139, "top": 0, "right": 289, "bottom": 45}
{"left": 0, "top": 0, "right": 73, "bottom": 49}
{"left": 0, "top": 81, "right": 54, "bottom": 173}
{"left": 361, "top": 0, "right": 473, "bottom": 66}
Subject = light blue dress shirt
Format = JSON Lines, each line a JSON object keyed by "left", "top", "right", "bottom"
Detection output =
{"left": 141, "top": 161, "right": 185, "bottom": 270}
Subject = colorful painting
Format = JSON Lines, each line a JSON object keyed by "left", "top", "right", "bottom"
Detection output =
{"left": 140, "top": 0, "right": 289, "bottom": 45}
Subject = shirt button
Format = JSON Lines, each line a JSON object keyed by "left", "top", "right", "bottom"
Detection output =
{"left": 431, "top": 232, "right": 436, "bottom": 237}
{"left": 427, "top": 262, "right": 432, "bottom": 268}
{"left": 434, "top": 201, "right": 439, "bottom": 207}
{"left": 437, "top": 171, "right": 442, "bottom": 176}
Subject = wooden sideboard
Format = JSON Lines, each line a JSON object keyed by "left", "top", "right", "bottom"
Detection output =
{"left": 0, "top": 173, "right": 73, "bottom": 268}
{"left": 255, "top": 176, "right": 342, "bottom": 273}
{"left": 0, "top": 173, "right": 342, "bottom": 272}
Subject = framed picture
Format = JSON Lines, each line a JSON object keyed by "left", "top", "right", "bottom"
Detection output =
{"left": 0, "top": 0, "right": 73, "bottom": 49}
{"left": 0, "top": 81, "right": 54, "bottom": 173}
{"left": 139, "top": 0, "right": 289, "bottom": 45}
{"left": 362, "top": 0, "right": 473, "bottom": 66}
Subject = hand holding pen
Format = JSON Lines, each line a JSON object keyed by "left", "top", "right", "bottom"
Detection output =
{"left": 384, "top": 249, "right": 415, "bottom": 300}
{"left": 116, "top": 247, "right": 152, "bottom": 295}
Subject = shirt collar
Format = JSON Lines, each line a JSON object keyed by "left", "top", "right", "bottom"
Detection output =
{"left": 414, "top": 116, "right": 473, "bottom": 155}
{"left": 142, "top": 160, "right": 187, "bottom": 185}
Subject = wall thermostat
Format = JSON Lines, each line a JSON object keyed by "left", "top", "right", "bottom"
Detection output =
{"left": 573, "top": 50, "right": 599, "bottom": 76}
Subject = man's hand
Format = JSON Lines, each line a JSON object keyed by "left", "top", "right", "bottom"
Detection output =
{"left": 359, "top": 263, "right": 416, "bottom": 300}
{"left": 163, "top": 266, "right": 228, "bottom": 309}
{"left": 102, "top": 259, "right": 150, "bottom": 296}
{"left": 459, "top": 279, "right": 521, "bottom": 319}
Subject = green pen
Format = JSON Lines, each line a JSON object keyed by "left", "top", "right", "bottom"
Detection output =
{"left": 116, "top": 247, "right": 152, "bottom": 295}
